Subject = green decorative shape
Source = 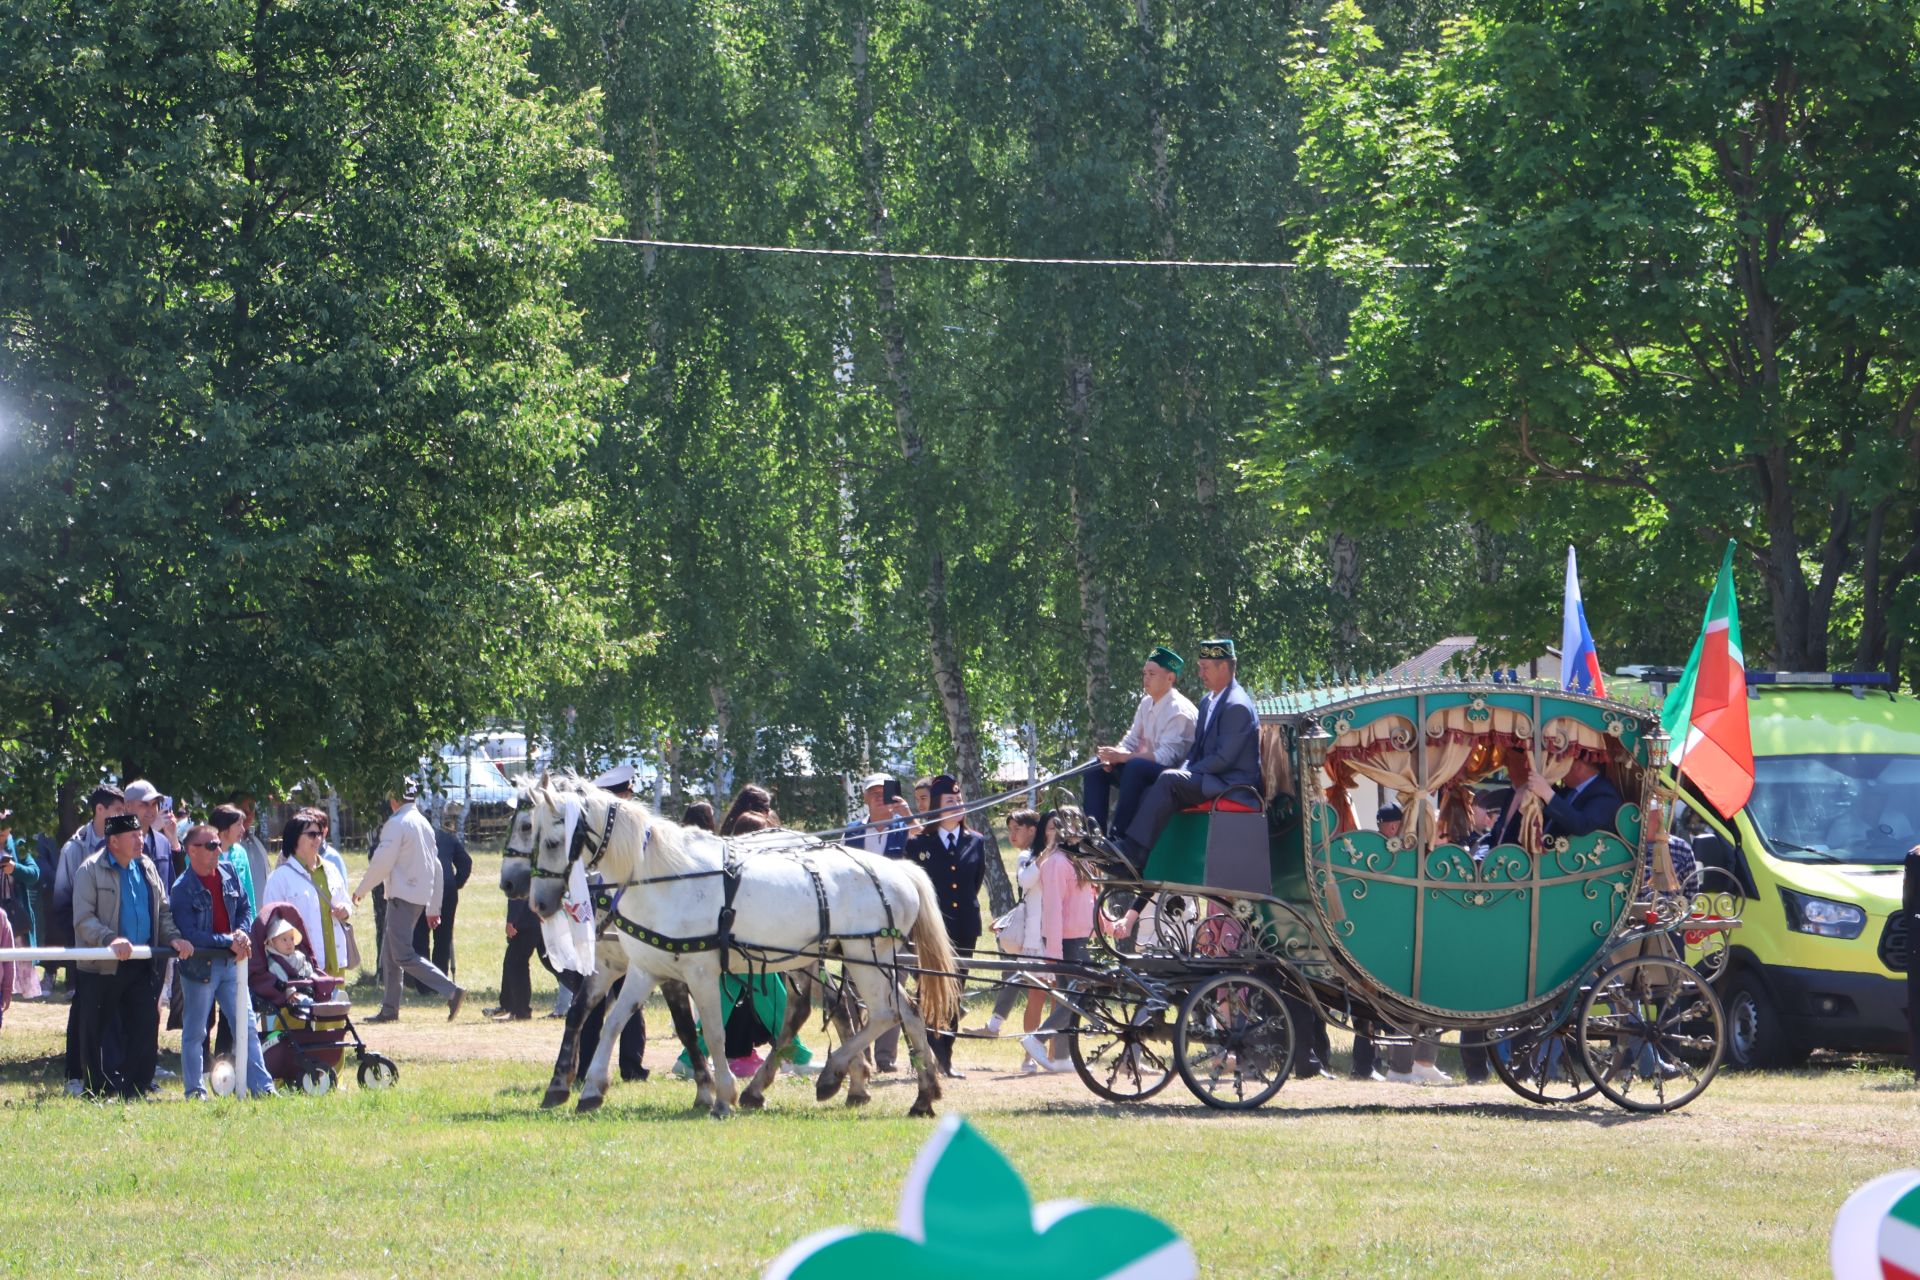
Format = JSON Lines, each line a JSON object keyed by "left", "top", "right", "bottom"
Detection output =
{"left": 767, "top": 1117, "right": 1195, "bottom": 1280}
{"left": 1416, "top": 845, "right": 1532, "bottom": 1012}
{"left": 1141, "top": 810, "right": 1211, "bottom": 886}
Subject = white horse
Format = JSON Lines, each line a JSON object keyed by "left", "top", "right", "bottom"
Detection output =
{"left": 501, "top": 779, "right": 863, "bottom": 1113}
{"left": 500, "top": 783, "right": 714, "bottom": 1109}
{"left": 525, "top": 779, "right": 958, "bottom": 1118}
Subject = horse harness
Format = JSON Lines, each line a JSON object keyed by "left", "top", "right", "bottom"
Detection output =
{"left": 528, "top": 797, "right": 909, "bottom": 970}
{"left": 599, "top": 842, "right": 907, "bottom": 972}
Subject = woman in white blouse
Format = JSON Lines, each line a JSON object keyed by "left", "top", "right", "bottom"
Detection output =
{"left": 983, "top": 810, "right": 1054, "bottom": 1063}
{"left": 262, "top": 812, "right": 352, "bottom": 976}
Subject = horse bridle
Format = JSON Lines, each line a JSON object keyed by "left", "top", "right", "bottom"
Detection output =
{"left": 527, "top": 797, "right": 618, "bottom": 882}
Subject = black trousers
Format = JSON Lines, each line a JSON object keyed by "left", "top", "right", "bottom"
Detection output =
{"left": 723, "top": 990, "right": 773, "bottom": 1060}
{"left": 1083, "top": 759, "right": 1169, "bottom": 840}
{"left": 572, "top": 973, "right": 647, "bottom": 1081}
{"left": 1350, "top": 1020, "right": 1379, "bottom": 1078}
{"left": 927, "top": 935, "right": 977, "bottom": 1072}
{"left": 498, "top": 922, "right": 554, "bottom": 1019}
{"left": 72, "top": 964, "right": 160, "bottom": 1097}
{"left": 1289, "top": 1000, "right": 1331, "bottom": 1077}
{"left": 1460, "top": 1030, "right": 1491, "bottom": 1082}
{"left": 1908, "top": 909, "right": 1920, "bottom": 1075}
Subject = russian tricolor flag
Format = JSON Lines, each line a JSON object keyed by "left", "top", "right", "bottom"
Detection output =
{"left": 1560, "top": 546, "right": 1607, "bottom": 696}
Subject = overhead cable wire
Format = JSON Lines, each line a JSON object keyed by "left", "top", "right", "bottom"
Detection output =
{"left": 593, "top": 234, "right": 1433, "bottom": 270}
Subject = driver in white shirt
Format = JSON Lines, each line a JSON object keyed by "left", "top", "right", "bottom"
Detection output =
{"left": 1082, "top": 646, "right": 1198, "bottom": 840}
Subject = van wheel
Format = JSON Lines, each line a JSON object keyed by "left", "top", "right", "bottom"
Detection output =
{"left": 1724, "top": 972, "right": 1809, "bottom": 1070}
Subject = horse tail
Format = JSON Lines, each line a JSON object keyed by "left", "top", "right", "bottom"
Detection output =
{"left": 901, "top": 863, "right": 961, "bottom": 1030}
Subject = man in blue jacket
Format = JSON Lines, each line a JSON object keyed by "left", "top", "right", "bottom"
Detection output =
{"left": 1114, "top": 637, "right": 1263, "bottom": 869}
{"left": 168, "top": 824, "right": 273, "bottom": 1097}
{"left": 1526, "top": 756, "right": 1624, "bottom": 839}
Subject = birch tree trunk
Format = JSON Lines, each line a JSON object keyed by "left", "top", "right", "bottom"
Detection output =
{"left": 852, "top": 17, "right": 1011, "bottom": 913}
{"left": 1063, "top": 346, "right": 1115, "bottom": 744}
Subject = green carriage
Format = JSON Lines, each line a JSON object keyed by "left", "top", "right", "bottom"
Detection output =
{"left": 1065, "top": 678, "right": 1734, "bottom": 1114}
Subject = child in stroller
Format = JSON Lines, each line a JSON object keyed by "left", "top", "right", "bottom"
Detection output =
{"left": 248, "top": 902, "right": 398, "bottom": 1095}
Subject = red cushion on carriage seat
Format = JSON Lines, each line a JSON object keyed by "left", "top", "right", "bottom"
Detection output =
{"left": 1181, "top": 797, "right": 1261, "bottom": 814}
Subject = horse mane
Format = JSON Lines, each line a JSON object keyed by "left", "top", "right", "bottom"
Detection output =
{"left": 536, "top": 772, "right": 705, "bottom": 880}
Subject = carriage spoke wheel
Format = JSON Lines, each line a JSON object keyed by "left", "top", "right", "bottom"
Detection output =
{"left": 1578, "top": 955, "right": 1724, "bottom": 1113}
{"left": 1172, "top": 973, "right": 1295, "bottom": 1111}
{"left": 1068, "top": 988, "right": 1175, "bottom": 1104}
{"left": 1489, "top": 1022, "right": 1600, "bottom": 1106}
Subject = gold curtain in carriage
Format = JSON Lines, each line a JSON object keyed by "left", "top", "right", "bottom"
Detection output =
{"left": 1518, "top": 717, "right": 1607, "bottom": 852}
{"left": 1323, "top": 712, "right": 1493, "bottom": 852}
{"left": 1324, "top": 706, "right": 1538, "bottom": 852}
{"left": 1260, "top": 724, "right": 1293, "bottom": 803}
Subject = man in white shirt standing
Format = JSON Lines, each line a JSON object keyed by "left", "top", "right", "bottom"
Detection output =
{"left": 354, "top": 782, "right": 463, "bottom": 1022}
{"left": 846, "top": 773, "right": 911, "bottom": 858}
{"left": 1083, "top": 646, "right": 1198, "bottom": 841}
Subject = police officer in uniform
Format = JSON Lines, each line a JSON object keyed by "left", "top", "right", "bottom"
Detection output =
{"left": 904, "top": 774, "right": 984, "bottom": 1079}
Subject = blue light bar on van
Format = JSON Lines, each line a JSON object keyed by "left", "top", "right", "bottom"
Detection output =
{"left": 1745, "top": 672, "right": 1894, "bottom": 686}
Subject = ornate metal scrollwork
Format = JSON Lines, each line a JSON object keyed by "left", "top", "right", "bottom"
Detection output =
{"left": 1482, "top": 850, "right": 1528, "bottom": 884}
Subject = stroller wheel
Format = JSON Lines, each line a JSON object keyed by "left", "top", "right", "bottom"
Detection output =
{"left": 357, "top": 1054, "right": 399, "bottom": 1090}
{"left": 299, "top": 1065, "right": 337, "bottom": 1097}
{"left": 207, "top": 1054, "right": 238, "bottom": 1098}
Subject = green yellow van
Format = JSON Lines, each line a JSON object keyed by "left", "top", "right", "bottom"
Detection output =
{"left": 1664, "top": 672, "right": 1918, "bottom": 1068}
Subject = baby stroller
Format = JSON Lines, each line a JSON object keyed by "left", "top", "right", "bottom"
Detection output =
{"left": 239, "top": 901, "right": 398, "bottom": 1096}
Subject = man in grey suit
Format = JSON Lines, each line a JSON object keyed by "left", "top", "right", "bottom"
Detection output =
{"left": 1111, "top": 636, "right": 1263, "bottom": 883}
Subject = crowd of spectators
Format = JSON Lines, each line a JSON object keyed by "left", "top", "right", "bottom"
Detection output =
{"left": 4, "top": 777, "right": 472, "bottom": 1099}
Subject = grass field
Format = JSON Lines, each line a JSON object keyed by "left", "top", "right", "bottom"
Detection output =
{"left": 1, "top": 854, "right": 1913, "bottom": 1278}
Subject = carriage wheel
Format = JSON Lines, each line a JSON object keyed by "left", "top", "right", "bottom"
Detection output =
{"left": 298, "top": 1065, "right": 338, "bottom": 1097}
{"left": 1068, "top": 988, "right": 1176, "bottom": 1104}
{"left": 357, "top": 1054, "right": 400, "bottom": 1090}
{"left": 1489, "top": 1023, "right": 1600, "bottom": 1106}
{"left": 1172, "top": 973, "right": 1295, "bottom": 1111}
{"left": 1578, "top": 955, "right": 1724, "bottom": 1113}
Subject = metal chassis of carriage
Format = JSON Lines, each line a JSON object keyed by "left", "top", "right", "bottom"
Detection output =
{"left": 955, "top": 865, "right": 1745, "bottom": 1115}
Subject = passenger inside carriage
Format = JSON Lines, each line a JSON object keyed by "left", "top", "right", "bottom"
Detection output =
{"left": 1526, "top": 753, "right": 1623, "bottom": 840}
{"left": 1469, "top": 786, "right": 1520, "bottom": 859}
{"left": 1323, "top": 707, "right": 1636, "bottom": 854}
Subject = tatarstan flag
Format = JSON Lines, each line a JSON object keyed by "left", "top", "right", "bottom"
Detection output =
{"left": 1662, "top": 541, "right": 1754, "bottom": 818}
{"left": 1881, "top": 1183, "right": 1920, "bottom": 1279}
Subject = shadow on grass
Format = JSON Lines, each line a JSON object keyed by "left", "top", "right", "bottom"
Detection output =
{"left": 986, "top": 1096, "right": 1664, "bottom": 1127}
{"left": 0, "top": 1052, "right": 66, "bottom": 1090}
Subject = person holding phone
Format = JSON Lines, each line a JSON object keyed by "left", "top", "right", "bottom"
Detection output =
{"left": 848, "top": 773, "right": 911, "bottom": 859}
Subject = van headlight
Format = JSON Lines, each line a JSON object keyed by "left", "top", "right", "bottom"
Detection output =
{"left": 1780, "top": 888, "right": 1867, "bottom": 939}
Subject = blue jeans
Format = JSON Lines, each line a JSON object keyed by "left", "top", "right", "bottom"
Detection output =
{"left": 181, "top": 957, "right": 270, "bottom": 1097}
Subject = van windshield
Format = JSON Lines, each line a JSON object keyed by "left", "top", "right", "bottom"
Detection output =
{"left": 1747, "top": 753, "right": 1920, "bottom": 865}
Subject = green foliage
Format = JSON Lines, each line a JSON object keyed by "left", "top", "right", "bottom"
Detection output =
{"left": 1263, "top": 0, "right": 1920, "bottom": 675}
{"left": 0, "top": 0, "right": 612, "bottom": 827}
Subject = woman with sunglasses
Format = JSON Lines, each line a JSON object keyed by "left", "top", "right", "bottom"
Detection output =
{"left": 263, "top": 816, "right": 353, "bottom": 976}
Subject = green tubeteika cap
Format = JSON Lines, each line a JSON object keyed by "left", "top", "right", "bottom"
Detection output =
{"left": 1196, "top": 637, "right": 1237, "bottom": 661}
{"left": 1146, "top": 645, "right": 1184, "bottom": 674}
